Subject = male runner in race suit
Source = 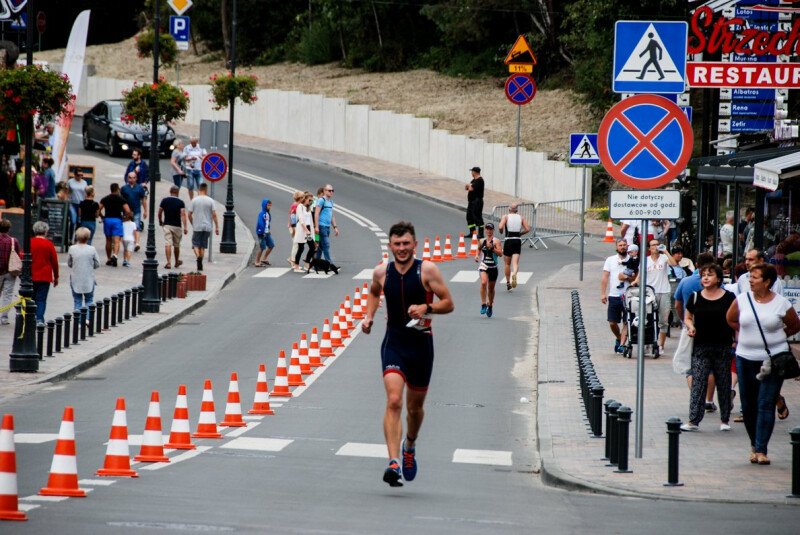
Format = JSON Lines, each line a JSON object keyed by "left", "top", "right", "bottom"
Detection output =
{"left": 362, "top": 221, "right": 454, "bottom": 487}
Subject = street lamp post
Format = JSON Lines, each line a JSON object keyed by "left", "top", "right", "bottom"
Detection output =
{"left": 219, "top": 0, "right": 237, "bottom": 253}
{"left": 141, "top": 0, "right": 161, "bottom": 312}
{"left": 9, "top": 0, "right": 38, "bottom": 371}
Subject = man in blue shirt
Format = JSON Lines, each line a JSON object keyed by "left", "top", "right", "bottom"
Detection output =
{"left": 121, "top": 171, "right": 148, "bottom": 251}
{"left": 314, "top": 184, "right": 338, "bottom": 264}
{"left": 42, "top": 157, "right": 57, "bottom": 198}
{"left": 124, "top": 148, "right": 150, "bottom": 185}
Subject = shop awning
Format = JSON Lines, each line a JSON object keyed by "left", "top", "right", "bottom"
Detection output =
{"left": 753, "top": 150, "right": 800, "bottom": 192}
{"left": 691, "top": 146, "right": 800, "bottom": 184}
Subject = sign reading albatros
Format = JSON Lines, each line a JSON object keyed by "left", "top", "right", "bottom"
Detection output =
{"left": 609, "top": 190, "right": 681, "bottom": 220}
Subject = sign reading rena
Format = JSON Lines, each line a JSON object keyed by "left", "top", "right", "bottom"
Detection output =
{"left": 609, "top": 190, "right": 681, "bottom": 220}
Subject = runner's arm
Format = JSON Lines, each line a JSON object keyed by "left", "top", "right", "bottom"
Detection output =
{"left": 412, "top": 262, "right": 454, "bottom": 318}
{"left": 521, "top": 217, "right": 532, "bottom": 235}
{"left": 492, "top": 238, "right": 502, "bottom": 256}
{"left": 361, "top": 264, "right": 386, "bottom": 334}
{"left": 498, "top": 215, "right": 507, "bottom": 233}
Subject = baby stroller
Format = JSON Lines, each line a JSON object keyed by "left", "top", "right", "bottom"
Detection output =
{"left": 622, "top": 285, "right": 660, "bottom": 359}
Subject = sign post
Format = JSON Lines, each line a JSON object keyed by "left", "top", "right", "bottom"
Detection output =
{"left": 569, "top": 133, "right": 600, "bottom": 281}
{"left": 201, "top": 152, "right": 227, "bottom": 264}
{"left": 503, "top": 36, "right": 537, "bottom": 197}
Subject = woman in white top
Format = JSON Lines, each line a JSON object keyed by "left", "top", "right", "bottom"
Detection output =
{"left": 292, "top": 194, "right": 316, "bottom": 273}
{"left": 726, "top": 263, "right": 800, "bottom": 465}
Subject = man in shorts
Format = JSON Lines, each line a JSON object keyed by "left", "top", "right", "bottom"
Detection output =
{"left": 98, "top": 183, "right": 131, "bottom": 267}
{"left": 476, "top": 222, "right": 502, "bottom": 317}
{"left": 601, "top": 239, "right": 630, "bottom": 353}
{"left": 498, "top": 203, "right": 531, "bottom": 291}
{"left": 120, "top": 171, "right": 148, "bottom": 252}
{"left": 158, "top": 185, "right": 188, "bottom": 269}
{"left": 188, "top": 183, "right": 218, "bottom": 271}
{"left": 361, "top": 221, "right": 454, "bottom": 487}
{"left": 182, "top": 136, "right": 207, "bottom": 198}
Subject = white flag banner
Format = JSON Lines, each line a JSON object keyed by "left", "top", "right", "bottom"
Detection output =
{"left": 53, "top": 9, "right": 90, "bottom": 180}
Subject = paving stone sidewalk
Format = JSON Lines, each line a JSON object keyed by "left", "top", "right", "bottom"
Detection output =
{"left": 537, "top": 262, "right": 800, "bottom": 504}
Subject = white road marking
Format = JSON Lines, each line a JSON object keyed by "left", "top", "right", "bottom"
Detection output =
{"left": 375, "top": 231, "right": 387, "bottom": 237}
{"left": 223, "top": 422, "right": 259, "bottom": 438}
{"left": 379, "top": 239, "right": 389, "bottom": 245}
{"left": 369, "top": 227, "right": 381, "bottom": 232}
{"left": 242, "top": 415, "right": 265, "bottom": 421}
{"left": 220, "top": 437, "right": 293, "bottom": 452}
{"left": 139, "top": 446, "right": 212, "bottom": 471}
{"left": 451, "top": 270, "right": 479, "bottom": 283}
{"left": 290, "top": 323, "right": 361, "bottom": 397}
{"left": 335, "top": 442, "right": 387, "bottom": 458}
{"left": 303, "top": 272, "right": 333, "bottom": 279}
{"left": 78, "top": 479, "right": 116, "bottom": 486}
{"left": 14, "top": 433, "right": 58, "bottom": 444}
{"left": 269, "top": 402, "right": 284, "bottom": 407}
{"left": 125, "top": 434, "right": 170, "bottom": 446}
{"left": 499, "top": 272, "right": 532, "bottom": 285}
{"left": 353, "top": 268, "right": 374, "bottom": 280}
{"left": 452, "top": 449, "right": 513, "bottom": 466}
{"left": 18, "top": 503, "right": 40, "bottom": 512}
{"left": 254, "top": 268, "right": 292, "bottom": 278}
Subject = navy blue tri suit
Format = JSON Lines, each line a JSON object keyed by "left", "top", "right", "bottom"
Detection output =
{"left": 381, "top": 259, "right": 435, "bottom": 391}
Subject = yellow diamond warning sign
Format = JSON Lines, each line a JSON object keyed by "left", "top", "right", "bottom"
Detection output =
{"left": 168, "top": 0, "right": 193, "bottom": 16}
{"left": 504, "top": 35, "right": 537, "bottom": 66}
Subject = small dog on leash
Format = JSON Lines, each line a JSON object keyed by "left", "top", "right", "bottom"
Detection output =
{"left": 309, "top": 257, "right": 339, "bottom": 275}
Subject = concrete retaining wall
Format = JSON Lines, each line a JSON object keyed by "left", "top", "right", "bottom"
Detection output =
{"left": 81, "top": 77, "right": 591, "bottom": 205}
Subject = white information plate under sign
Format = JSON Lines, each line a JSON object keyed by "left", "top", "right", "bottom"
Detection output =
{"left": 609, "top": 190, "right": 681, "bottom": 220}
{"left": 753, "top": 167, "right": 779, "bottom": 192}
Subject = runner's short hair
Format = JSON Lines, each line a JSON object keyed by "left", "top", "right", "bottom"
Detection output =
{"left": 389, "top": 221, "right": 416, "bottom": 240}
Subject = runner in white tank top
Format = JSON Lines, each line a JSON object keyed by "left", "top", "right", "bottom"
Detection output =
{"left": 498, "top": 203, "right": 531, "bottom": 291}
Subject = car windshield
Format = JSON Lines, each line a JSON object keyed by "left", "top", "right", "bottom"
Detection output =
{"left": 108, "top": 103, "right": 124, "bottom": 121}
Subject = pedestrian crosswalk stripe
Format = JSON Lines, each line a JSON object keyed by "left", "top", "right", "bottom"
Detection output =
{"left": 140, "top": 446, "right": 212, "bottom": 471}
{"left": 451, "top": 271, "right": 479, "bottom": 283}
{"left": 224, "top": 422, "right": 259, "bottom": 438}
{"left": 14, "top": 433, "right": 58, "bottom": 444}
{"left": 500, "top": 272, "right": 532, "bottom": 285}
{"left": 335, "top": 442, "right": 387, "bottom": 458}
{"left": 18, "top": 503, "right": 40, "bottom": 512}
{"left": 126, "top": 434, "right": 170, "bottom": 446}
{"left": 452, "top": 449, "right": 513, "bottom": 466}
{"left": 353, "top": 268, "right": 374, "bottom": 280}
{"left": 253, "top": 268, "right": 292, "bottom": 278}
{"left": 303, "top": 272, "right": 333, "bottom": 279}
{"left": 220, "top": 437, "right": 294, "bottom": 452}
{"left": 78, "top": 479, "right": 116, "bottom": 486}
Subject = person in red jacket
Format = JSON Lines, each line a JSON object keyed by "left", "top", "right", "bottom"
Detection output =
{"left": 30, "top": 220, "right": 59, "bottom": 325}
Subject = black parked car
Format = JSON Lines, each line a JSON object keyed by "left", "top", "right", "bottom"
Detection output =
{"left": 82, "top": 99, "right": 176, "bottom": 157}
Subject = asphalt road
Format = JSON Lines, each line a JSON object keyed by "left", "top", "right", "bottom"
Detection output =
{"left": 1, "top": 124, "right": 797, "bottom": 533}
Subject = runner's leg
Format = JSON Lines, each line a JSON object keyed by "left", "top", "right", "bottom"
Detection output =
{"left": 383, "top": 373, "right": 405, "bottom": 460}
{"left": 405, "top": 388, "right": 428, "bottom": 449}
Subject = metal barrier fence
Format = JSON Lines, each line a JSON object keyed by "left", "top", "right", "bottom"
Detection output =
{"left": 492, "top": 199, "right": 583, "bottom": 250}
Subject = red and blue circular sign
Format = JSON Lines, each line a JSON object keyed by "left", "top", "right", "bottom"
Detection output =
{"left": 504, "top": 74, "right": 537, "bottom": 105}
{"left": 598, "top": 94, "right": 693, "bottom": 189}
{"left": 201, "top": 152, "right": 227, "bottom": 182}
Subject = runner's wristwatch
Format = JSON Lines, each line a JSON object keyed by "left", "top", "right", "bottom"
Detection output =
{"left": 425, "top": 304, "right": 433, "bottom": 314}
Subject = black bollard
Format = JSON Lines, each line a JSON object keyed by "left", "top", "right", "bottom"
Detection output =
{"left": 88, "top": 304, "right": 96, "bottom": 337}
{"left": 103, "top": 297, "right": 111, "bottom": 329}
{"left": 137, "top": 285, "right": 144, "bottom": 313}
{"left": 36, "top": 323, "right": 45, "bottom": 360}
{"left": 130, "top": 287, "right": 138, "bottom": 317}
{"left": 54, "top": 317, "right": 62, "bottom": 353}
{"left": 161, "top": 275, "right": 169, "bottom": 302}
{"left": 124, "top": 290, "right": 131, "bottom": 320}
{"left": 110, "top": 295, "right": 118, "bottom": 327}
{"left": 664, "top": 417, "right": 684, "bottom": 486}
{"left": 117, "top": 293, "right": 124, "bottom": 324}
{"left": 790, "top": 427, "right": 800, "bottom": 498}
{"left": 63, "top": 313, "right": 71, "bottom": 349}
{"left": 602, "top": 399, "right": 616, "bottom": 460}
{"left": 591, "top": 383, "right": 605, "bottom": 438}
{"left": 80, "top": 307, "right": 87, "bottom": 340}
{"left": 168, "top": 272, "right": 178, "bottom": 298}
{"left": 95, "top": 300, "right": 103, "bottom": 333}
{"left": 72, "top": 310, "right": 80, "bottom": 345}
{"left": 606, "top": 401, "right": 621, "bottom": 466}
{"left": 615, "top": 406, "right": 633, "bottom": 473}
{"left": 46, "top": 320, "right": 55, "bottom": 357}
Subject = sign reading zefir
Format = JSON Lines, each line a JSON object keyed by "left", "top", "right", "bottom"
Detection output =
{"left": 609, "top": 190, "right": 681, "bottom": 220}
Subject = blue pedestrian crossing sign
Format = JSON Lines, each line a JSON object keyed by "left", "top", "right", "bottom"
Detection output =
{"left": 613, "top": 21, "right": 687, "bottom": 94}
{"left": 569, "top": 134, "right": 600, "bottom": 165}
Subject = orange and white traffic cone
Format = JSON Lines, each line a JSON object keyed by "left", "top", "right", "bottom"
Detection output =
{"left": 344, "top": 297, "right": 354, "bottom": 330}
{"left": 469, "top": 230, "right": 479, "bottom": 257}
{"left": 287, "top": 343, "right": 306, "bottom": 387}
{"left": 0, "top": 414, "right": 27, "bottom": 520}
{"left": 309, "top": 327, "right": 323, "bottom": 368}
{"left": 603, "top": 219, "right": 615, "bottom": 242}
{"left": 352, "top": 288, "right": 364, "bottom": 320}
{"left": 362, "top": 282, "right": 369, "bottom": 304}
{"left": 96, "top": 398, "right": 139, "bottom": 477}
{"left": 220, "top": 372, "right": 247, "bottom": 427}
{"left": 330, "top": 314, "right": 344, "bottom": 348}
{"left": 298, "top": 333, "right": 312, "bottom": 376}
{"left": 422, "top": 237, "right": 431, "bottom": 261}
{"left": 248, "top": 364, "right": 275, "bottom": 415}
{"left": 192, "top": 379, "right": 223, "bottom": 438}
{"left": 381, "top": 251, "right": 389, "bottom": 265}
{"left": 432, "top": 235, "right": 443, "bottom": 262}
{"left": 134, "top": 391, "right": 170, "bottom": 463}
{"left": 165, "top": 385, "right": 196, "bottom": 450}
{"left": 320, "top": 319, "right": 335, "bottom": 357}
{"left": 456, "top": 233, "right": 468, "bottom": 259}
{"left": 443, "top": 234, "right": 453, "bottom": 261}
{"left": 338, "top": 309, "right": 350, "bottom": 340}
{"left": 39, "top": 406, "right": 87, "bottom": 497}
{"left": 270, "top": 351, "right": 293, "bottom": 398}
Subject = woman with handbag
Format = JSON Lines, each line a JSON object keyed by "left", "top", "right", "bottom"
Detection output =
{"left": 681, "top": 263, "right": 736, "bottom": 432}
{"left": 726, "top": 263, "right": 800, "bottom": 465}
{"left": 0, "top": 219, "right": 21, "bottom": 325}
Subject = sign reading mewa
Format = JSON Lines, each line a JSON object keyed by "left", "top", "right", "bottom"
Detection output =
{"left": 687, "top": 5, "right": 800, "bottom": 88}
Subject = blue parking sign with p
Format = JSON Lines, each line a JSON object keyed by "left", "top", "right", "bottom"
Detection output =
{"left": 170, "top": 16, "right": 190, "bottom": 45}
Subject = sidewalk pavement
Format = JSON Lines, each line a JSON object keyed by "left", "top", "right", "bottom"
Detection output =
{"left": 537, "top": 261, "right": 800, "bottom": 505}
{"left": 0, "top": 152, "right": 254, "bottom": 402}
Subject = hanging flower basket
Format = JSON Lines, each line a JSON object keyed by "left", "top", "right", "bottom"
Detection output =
{"left": 135, "top": 30, "right": 178, "bottom": 67}
{"left": 209, "top": 72, "right": 258, "bottom": 111}
{"left": 121, "top": 77, "right": 190, "bottom": 125}
{"left": 0, "top": 65, "right": 74, "bottom": 128}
